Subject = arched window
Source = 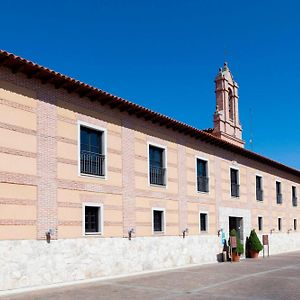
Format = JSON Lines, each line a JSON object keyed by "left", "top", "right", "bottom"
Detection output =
{"left": 228, "top": 89, "right": 234, "bottom": 120}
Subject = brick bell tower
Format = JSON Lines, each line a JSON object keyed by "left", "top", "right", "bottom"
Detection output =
{"left": 213, "top": 62, "right": 245, "bottom": 148}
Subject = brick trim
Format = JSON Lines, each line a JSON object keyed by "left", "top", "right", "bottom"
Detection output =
{"left": 0, "top": 171, "right": 38, "bottom": 186}
{"left": 0, "top": 97, "right": 36, "bottom": 113}
{"left": 0, "top": 197, "right": 36, "bottom": 206}
{"left": 0, "top": 122, "right": 36, "bottom": 136}
{"left": 0, "top": 146, "right": 36, "bottom": 158}
{"left": 0, "top": 219, "right": 36, "bottom": 225}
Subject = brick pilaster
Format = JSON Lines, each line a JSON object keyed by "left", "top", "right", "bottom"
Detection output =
{"left": 121, "top": 120, "right": 136, "bottom": 236}
{"left": 36, "top": 92, "right": 58, "bottom": 239}
{"left": 178, "top": 143, "right": 187, "bottom": 233}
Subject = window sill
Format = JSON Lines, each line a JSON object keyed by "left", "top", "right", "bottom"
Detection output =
{"left": 84, "top": 232, "right": 102, "bottom": 236}
{"left": 197, "top": 190, "right": 209, "bottom": 195}
{"left": 200, "top": 231, "right": 209, "bottom": 235}
{"left": 231, "top": 196, "right": 240, "bottom": 199}
{"left": 150, "top": 184, "right": 167, "bottom": 189}
{"left": 153, "top": 231, "right": 165, "bottom": 235}
{"left": 80, "top": 173, "right": 106, "bottom": 180}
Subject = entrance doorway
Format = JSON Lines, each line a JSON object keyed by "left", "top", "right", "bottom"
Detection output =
{"left": 229, "top": 216, "right": 244, "bottom": 242}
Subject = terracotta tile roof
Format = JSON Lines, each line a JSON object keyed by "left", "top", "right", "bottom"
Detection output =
{"left": 202, "top": 128, "right": 214, "bottom": 134}
{"left": 0, "top": 49, "right": 299, "bottom": 178}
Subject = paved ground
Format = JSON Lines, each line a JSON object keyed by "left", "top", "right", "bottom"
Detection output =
{"left": 2, "top": 251, "right": 300, "bottom": 300}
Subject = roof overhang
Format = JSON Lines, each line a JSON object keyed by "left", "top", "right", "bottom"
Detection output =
{"left": 0, "top": 49, "right": 299, "bottom": 178}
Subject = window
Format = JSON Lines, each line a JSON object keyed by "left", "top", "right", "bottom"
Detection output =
{"left": 292, "top": 186, "right": 297, "bottom": 207}
{"left": 230, "top": 168, "right": 240, "bottom": 197}
{"left": 276, "top": 181, "right": 282, "bottom": 204}
{"left": 278, "top": 217, "right": 282, "bottom": 231}
{"left": 258, "top": 216, "right": 263, "bottom": 231}
{"left": 256, "top": 176, "right": 263, "bottom": 201}
{"left": 79, "top": 123, "right": 106, "bottom": 177}
{"left": 196, "top": 158, "right": 209, "bottom": 193}
{"left": 152, "top": 209, "right": 165, "bottom": 233}
{"left": 149, "top": 145, "right": 166, "bottom": 186}
{"left": 83, "top": 204, "right": 102, "bottom": 235}
{"left": 294, "top": 219, "right": 297, "bottom": 231}
{"left": 200, "top": 213, "right": 208, "bottom": 232}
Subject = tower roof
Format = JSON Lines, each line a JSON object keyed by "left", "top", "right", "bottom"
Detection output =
{"left": 216, "top": 62, "right": 235, "bottom": 82}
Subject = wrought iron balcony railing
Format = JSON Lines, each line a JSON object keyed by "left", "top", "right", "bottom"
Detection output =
{"left": 256, "top": 189, "right": 263, "bottom": 201}
{"left": 231, "top": 183, "right": 240, "bottom": 198}
{"left": 197, "top": 176, "right": 209, "bottom": 193}
{"left": 292, "top": 197, "right": 298, "bottom": 207}
{"left": 80, "top": 150, "right": 105, "bottom": 177}
{"left": 276, "top": 193, "right": 283, "bottom": 204}
{"left": 149, "top": 165, "right": 166, "bottom": 186}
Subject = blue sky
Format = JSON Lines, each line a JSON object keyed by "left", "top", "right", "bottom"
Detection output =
{"left": 1, "top": 0, "right": 299, "bottom": 169}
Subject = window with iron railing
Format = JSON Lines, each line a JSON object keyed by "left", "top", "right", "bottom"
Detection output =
{"left": 80, "top": 126, "right": 105, "bottom": 177}
{"left": 276, "top": 181, "right": 282, "bottom": 204}
{"left": 292, "top": 186, "right": 298, "bottom": 207}
{"left": 196, "top": 159, "right": 209, "bottom": 193}
{"left": 256, "top": 176, "right": 263, "bottom": 201}
{"left": 230, "top": 168, "right": 240, "bottom": 197}
{"left": 149, "top": 145, "right": 166, "bottom": 186}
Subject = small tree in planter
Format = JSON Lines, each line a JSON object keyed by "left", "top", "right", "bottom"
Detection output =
{"left": 229, "top": 229, "right": 244, "bottom": 262}
{"left": 248, "top": 229, "right": 263, "bottom": 258}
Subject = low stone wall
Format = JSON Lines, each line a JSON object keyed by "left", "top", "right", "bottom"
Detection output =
{"left": 258, "top": 233, "right": 300, "bottom": 255}
{"left": 2, "top": 233, "right": 300, "bottom": 293}
{"left": 0, "top": 235, "right": 219, "bottom": 292}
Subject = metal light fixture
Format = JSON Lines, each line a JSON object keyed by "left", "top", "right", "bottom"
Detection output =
{"left": 182, "top": 228, "right": 189, "bottom": 239}
{"left": 128, "top": 228, "right": 135, "bottom": 240}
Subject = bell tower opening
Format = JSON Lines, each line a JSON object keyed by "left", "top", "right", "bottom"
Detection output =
{"left": 212, "top": 62, "right": 244, "bottom": 148}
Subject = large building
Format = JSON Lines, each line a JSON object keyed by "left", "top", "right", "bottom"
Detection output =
{"left": 0, "top": 50, "right": 299, "bottom": 293}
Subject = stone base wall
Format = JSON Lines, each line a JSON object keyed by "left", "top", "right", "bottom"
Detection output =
{"left": 258, "top": 233, "right": 300, "bottom": 256}
{"left": 0, "top": 235, "right": 219, "bottom": 292}
{"left": 1, "top": 234, "right": 300, "bottom": 293}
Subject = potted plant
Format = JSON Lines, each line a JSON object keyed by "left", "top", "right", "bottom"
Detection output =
{"left": 248, "top": 229, "right": 263, "bottom": 258}
{"left": 229, "top": 229, "right": 244, "bottom": 262}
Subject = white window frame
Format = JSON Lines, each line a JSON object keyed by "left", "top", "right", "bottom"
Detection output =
{"left": 229, "top": 166, "right": 240, "bottom": 198}
{"left": 195, "top": 156, "right": 210, "bottom": 194}
{"left": 82, "top": 202, "right": 104, "bottom": 236}
{"left": 152, "top": 207, "right": 166, "bottom": 234}
{"left": 292, "top": 185, "right": 297, "bottom": 198}
{"left": 277, "top": 217, "right": 282, "bottom": 232}
{"left": 275, "top": 180, "right": 282, "bottom": 204}
{"left": 147, "top": 142, "right": 168, "bottom": 188}
{"left": 255, "top": 174, "right": 263, "bottom": 202}
{"left": 77, "top": 121, "right": 108, "bottom": 179}
{"left": 257, "top": 215, "right": 263, "bottom": 232}
{"left": 199, "top": 211, "right": 209, "bottom": 234}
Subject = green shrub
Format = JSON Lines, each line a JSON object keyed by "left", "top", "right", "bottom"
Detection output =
{"left": 249, "top": 229, "right": 263, "bottom": 252}
{"left": 229, "top": 229, "right": 244, "bottom": 255}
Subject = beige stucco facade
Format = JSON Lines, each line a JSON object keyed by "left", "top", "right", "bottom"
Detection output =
{"left": 0, "top": 56, "right": 299, "bottom": 293}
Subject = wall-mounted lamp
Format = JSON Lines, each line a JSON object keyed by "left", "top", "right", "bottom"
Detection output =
{"left": 270, "top": 228, "right": 275, "bottom": 234}
{"left": 45, "top": 229, "right": 53, "bottom": 243}
{"left": 182, "top": 228, "right": 189, "bottom": 239}
{"left": 217, "top": 229, "right": 223, "bottom": 237}
{"left": 128, "top": 228, "right": 135, "bottom": 240}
